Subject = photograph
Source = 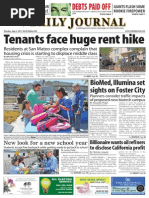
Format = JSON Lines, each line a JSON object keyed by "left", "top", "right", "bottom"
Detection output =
{"left": 51, "top": 3, "right": 71, "bottom": 16}
{"left": 4, "top": 149, "right": 59, "bottom": 174}
{"left": 4, "top": 79, "right": 88, "bottom": 133}
{"left": 100, "top": 47, "right": 146, "bottom": 72}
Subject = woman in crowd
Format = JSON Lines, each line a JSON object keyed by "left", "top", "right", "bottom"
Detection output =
{"left": 40, "top": 153, "right": 48, "bottom": 168}
{"left": 54, "top": 87, "right": 73, "bottom": 122}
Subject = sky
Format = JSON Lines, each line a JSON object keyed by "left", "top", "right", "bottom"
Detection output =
{"left": 4, "top": 79, "right": 86, "bottom": 85}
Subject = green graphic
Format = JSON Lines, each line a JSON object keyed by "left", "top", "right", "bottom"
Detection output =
{"left": 39, "top": 177, "right": 73, "bottom": 195}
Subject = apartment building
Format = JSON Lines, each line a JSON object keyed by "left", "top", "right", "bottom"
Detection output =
{"left": 109, "top": 47, "right": 145, "bottom": 63}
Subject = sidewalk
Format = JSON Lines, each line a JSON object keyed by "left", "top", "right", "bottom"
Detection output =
{"left": 71, "top": 122, "right": 88, "bottom": 133}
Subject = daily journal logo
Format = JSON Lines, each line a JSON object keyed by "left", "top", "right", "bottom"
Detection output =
{"left": 0, "top": 0, "right": 45, "bottom": 26}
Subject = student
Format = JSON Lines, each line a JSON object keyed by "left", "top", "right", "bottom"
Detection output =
{"left": 18, "top": 157, "right": 25, "bottom": 174}
{"left": 22, "top": 100, "right": 35, "bottom": 127}
{"left": 55, "top": 87, "right": 73, "bottom": 122}
{"left": 10, "top": 158, "right": 28, "bottom": 174}
{"left": 18, "top": 157, "right": 25, "bottom": 168}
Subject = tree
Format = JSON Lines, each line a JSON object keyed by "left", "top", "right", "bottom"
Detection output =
{"left": 45, "top": 81, "right": 53, "bottom": 85}
{"left": 17, "top": 87, "right": 25, "bottom": 90}
{"left": 100, "top": 48, "right": 113, "bottom": 55}
{"left": 131, "top": 48, "right": 145, "bottom": 54}
{"left": 82, "top": 80, "right": 88, "bottom": 84}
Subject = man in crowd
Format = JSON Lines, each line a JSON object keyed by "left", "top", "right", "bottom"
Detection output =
{"left": 51, "top": 3, "right": 71, "bottom": 16}
{"left": 17, "top": 89, "right": 26, "bottom": 120}
{"left": 40, "top": 150, "right": 57, "bottom": 174}
{"left": 72, "top": 83, "right": 84, "bottom": 132}
{"left": 26, "top": 83, "right": 49, "bottom": 108}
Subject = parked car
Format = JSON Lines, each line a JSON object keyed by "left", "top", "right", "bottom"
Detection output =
{"left": 12, "top": 103, "right": 19, "bottom": 109}
{"left": 101, "top": 59, "right": 115, "bottom": 68}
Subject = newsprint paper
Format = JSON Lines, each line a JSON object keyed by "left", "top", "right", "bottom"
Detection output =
{"left": 1, "top": 0, "right": 149, "bottom": 198}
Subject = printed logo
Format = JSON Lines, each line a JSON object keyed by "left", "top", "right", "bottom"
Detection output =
{"left": 125, "top": 178, "right": 131, "bottom": 182}
{"left": 24, "top": 182, "right": 32, "bottom": 187}
{"left": 137, "top": 185, "right": 144, "bottom": 192}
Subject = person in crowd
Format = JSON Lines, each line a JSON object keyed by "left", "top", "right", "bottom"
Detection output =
{"left": 18, "top": 157, "right": 25, "bottom": 168}
{"left": 54, "top": 87, "right": 73, "bottom": 122}
{"left": 40, "top": 150, "right": 57, "bottom": 174}
{"left": 16, "top": 89, "right": 26, "bottom": 120}
{"left": 51, "top": 3, "right": 71, "bottom": 16}
{"left": 22, "top": 100, "right": 34, "bottom": 127}
{"left": 40, "top": 153, "right": 48, "bottom": 168}
{"left": 10, "top": 158, "right": 28, "bottom": 174}
{"left": 18, "top": 157, "right": 25, "bottom": 174}
{"left": 14, "top": 151, "right": 21, "bottom": 160}
{"left": 72, "top": 83, "right": 84, "bottom": 132}
{"left": 26, "top": 83, "right": 50, "bottom": 108}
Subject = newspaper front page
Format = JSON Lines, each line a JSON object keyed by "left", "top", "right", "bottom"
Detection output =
{"left": 1, "top": 0, "right": 148, "bottom": 197}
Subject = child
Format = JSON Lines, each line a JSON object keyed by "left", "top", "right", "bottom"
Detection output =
{"left": 18, "top": 157, "right": 25, "bottom": 174}
{"left": 10, "top": 158, "right": 28, "bottom": 174}
{"left": 22, "top": 100, "right": 34, "bottom": 127}
{"left": 19, "top": 157, "right": 25, "bottom": 168}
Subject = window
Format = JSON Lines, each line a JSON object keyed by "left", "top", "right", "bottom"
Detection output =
{"left": 114, "top": 48, "right": 119, "bottom": 54}
{"left": 116, "top": 48, "right": 119, "bottom": 54}
{"left": 143, "top": 53, "right": 145, "bottom": 60}
{"left": 114, "top": 56, "right": 119, "bottom": 62}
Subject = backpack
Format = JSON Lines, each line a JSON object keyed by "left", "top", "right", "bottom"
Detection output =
{"left": 33, "top": 104, "right": 44, "bottom": 116}
{"left": 37, "top": 117, "right": 58, "bottom": 132}
{"left": 46, "top": 106, "right": 60, "bottom": 114}
{"left": 47, "top": 113, "right": 68, "bottom": 122}
{"left": 49, "top": 122, "right": 71, "bottom": 132}
{"left": 30, "top": 112, "right": 48, "bottom": 125}
{"left": 30, "top": 107, "right": 61, "bottom": 125}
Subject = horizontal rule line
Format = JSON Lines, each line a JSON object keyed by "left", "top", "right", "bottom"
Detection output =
{"left": 3, "top": 32, "right": 145, "bottom": 34}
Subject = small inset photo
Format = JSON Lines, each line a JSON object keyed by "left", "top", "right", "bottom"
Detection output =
{"left": 51, "top": 3, "right": 71, "bottom": 16}
{"left": 4, "top": 149, "right": 59, "bottom": 174}
{"left": 100, "top": 47, "right": 146, "bottom": 72}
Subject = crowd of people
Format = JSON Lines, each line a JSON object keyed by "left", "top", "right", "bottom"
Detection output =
{"left": 9, "top": 150, "right": 58, "bottom": 174}
{"left": 17, "top": 82, "right": 85, "bottom": 132}
{"left": 10, "top": 151, "right": 29, "bottom": 174}
{"left": 38, "top": 150, "right": 58, "bottom": 174}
